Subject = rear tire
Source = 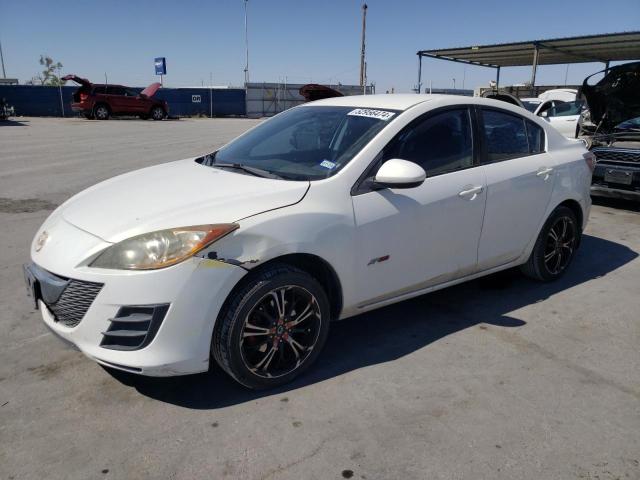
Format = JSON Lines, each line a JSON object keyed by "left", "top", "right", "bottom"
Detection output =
{"left": 93, "top": 104, "right": 110, "bottom": 120}
{"left": 212, "top": 264, "right": 330, "bottom": 390}
{"left": 521, "top": 206, "right": 579, "bottom": 281}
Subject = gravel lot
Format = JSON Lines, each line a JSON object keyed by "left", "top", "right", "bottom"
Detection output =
{"left": 1, "top": 117, "right": 639, "bottom": 480}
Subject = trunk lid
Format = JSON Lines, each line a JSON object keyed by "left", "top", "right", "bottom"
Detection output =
{"left": 62, "top": 74, "right": 92, "bottom": 87}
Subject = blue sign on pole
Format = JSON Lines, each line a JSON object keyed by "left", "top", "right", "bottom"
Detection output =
{"left": 154, "top": 57, "right": 167, "bottom": 76}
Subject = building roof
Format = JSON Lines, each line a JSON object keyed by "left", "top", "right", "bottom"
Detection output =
{"left": 417, "top": 31, "right": 640, "bottom": 68}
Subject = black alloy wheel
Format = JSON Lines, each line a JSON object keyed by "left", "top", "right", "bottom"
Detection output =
{"left": 521, "top": 205, "right": 579, "bottom": 281}
{"left": 212, "top": 264, "right": 330, "bottom": 389}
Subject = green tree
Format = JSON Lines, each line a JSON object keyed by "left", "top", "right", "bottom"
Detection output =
{"left": 37, "top": 55, "right": 66, "bottom": 86}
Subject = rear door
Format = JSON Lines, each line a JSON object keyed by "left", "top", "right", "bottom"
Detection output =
{"left": 476, "top": 108, "right": 556, "bottom": 270}
{"left": 104, "top": 86, "right": 127, "bottom": 113}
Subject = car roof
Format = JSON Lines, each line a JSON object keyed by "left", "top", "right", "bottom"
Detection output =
{"left": 304, "top": 94, "right": 447, "bottom": 111}
{"left": 302, "top": 93, "right": 554, "bottom": 124}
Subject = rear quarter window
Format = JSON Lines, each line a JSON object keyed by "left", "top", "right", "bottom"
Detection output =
{"left": 526, "top": 121, "right": 545, "bottom": 154}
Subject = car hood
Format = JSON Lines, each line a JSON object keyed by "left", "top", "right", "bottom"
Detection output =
{"left": 61, "top": 159, "right": 310, "bottom": 243}
{"left": 140, "top": 82, "right": 161, "bottom": 98}
{"left": 581, "top": 61, "right": 640, "bottom": 133}
{"left": 480, "top": 90, "right": 524, "bottom": 108}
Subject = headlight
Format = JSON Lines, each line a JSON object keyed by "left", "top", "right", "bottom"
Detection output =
{"left": 91, "top": 224, "right": 238, "bottom": 270}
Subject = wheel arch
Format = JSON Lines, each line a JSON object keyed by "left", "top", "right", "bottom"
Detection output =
{"left": 93, "top": 102, "right": 111, "bottom": 113}
{"left": 224, "top": 253, "right": 343, "bottom": 321}
{"left": 556, "top": 198, "right": 584, "bottom": 231}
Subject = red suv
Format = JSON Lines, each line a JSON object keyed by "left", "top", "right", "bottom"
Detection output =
{"left": 63, "top": 75, "right": 169, "bottom": 120}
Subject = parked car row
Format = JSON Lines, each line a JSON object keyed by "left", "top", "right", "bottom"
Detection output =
{"left": 62, "top": 75, "right": 169, "bottom": 120}
{"left": 483, "top": 61, "right": 640, "bottom": 201}
{"left": 579, "top": 62, "right": 640, "bottom": 201}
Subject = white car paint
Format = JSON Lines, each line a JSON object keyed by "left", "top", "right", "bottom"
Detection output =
{"left": 29, "top": 94, "right": 592, "bottom": 377}
{"left": 522, "top": 89, "right": 580, "bottom": 138}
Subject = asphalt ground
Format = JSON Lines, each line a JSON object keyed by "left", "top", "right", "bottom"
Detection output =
{"left": 1, "top": 117, "right": 639, "bottom": 480}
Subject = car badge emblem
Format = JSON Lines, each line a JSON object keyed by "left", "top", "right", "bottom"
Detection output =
{"left": 35, "top": 231, "right": 49, "bottom": 252}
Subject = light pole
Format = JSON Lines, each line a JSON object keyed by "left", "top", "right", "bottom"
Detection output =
{"left": 243, "top": 0, "right": 249, "bottom": 86}
{"left": 0, "top": 39, "right": 6, "bottom": 78}
{"left": 359, "top": 3, "right": 368, "bottom": 92}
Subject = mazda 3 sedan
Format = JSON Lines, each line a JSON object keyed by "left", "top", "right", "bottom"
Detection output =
{"left": 25, "top": 94, "right": 593, "bottom": 389}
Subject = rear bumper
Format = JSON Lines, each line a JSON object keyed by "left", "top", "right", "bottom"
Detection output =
{"left": 70, "top": 102, "right": 89, "bottom": 112}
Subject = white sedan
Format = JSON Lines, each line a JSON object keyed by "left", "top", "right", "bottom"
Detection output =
{"left": 25, "top": 94, "right": 594, "bottom": 389}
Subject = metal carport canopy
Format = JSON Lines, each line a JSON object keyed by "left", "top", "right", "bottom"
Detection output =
{"left": 416, "top": 31, "right": 640, "bottom": 89}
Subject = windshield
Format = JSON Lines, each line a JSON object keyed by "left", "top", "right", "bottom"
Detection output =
{"left": 205, "top": 106, "right": 398, "bottom": 180}
{"left": 521, "top": 100, "right": 540, "bottom": 113}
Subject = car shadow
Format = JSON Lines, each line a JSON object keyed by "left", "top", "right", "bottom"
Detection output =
{"left": 592, "top": 196, "right": 640, "bottom": 213}
{"left": 0, "top": 119, "right": 29, "bottom": 127}
{"left": 106, "top": 234, "right": 637, "bottom": 409}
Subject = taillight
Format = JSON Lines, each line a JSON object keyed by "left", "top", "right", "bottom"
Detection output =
{"left": 583, "top": 151, "right": 596, "bottom": 172}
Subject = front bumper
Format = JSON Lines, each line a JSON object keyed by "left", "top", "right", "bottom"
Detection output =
{"left": 591, "top": 185, "right": 640, "bottom": 201}
{"left": 591, "top": 163, "right": 640, "bottom": 202}
{"left": 27, "top": 219, "right": 246, "bottom": 376}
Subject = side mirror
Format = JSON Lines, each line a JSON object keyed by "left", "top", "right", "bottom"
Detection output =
{"left": 373, "top": 159, "right": 426, "bottom": 189}
{"left": 139, "top": 93, "right": 147, "bottom": 100}
{"left": 539, "top": 110, "right": 549, "bottom": 118}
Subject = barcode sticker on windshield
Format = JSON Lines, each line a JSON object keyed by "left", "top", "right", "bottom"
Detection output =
{"left": 347, "top": 108, "right": 395, "bottom": 121}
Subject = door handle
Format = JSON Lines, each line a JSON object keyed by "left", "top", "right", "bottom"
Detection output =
{"left": 536, "top": 167, "right": 554, "bottom": 177}
{"left": 458, "top": 185, "right": 483, "bottom": 199}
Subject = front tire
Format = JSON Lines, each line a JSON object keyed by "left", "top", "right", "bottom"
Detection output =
{"left": 150, "top": 106, "right": 166, "bottom": 120}
{"left": 212, "top": 264, "right": 330, "bottom": 389}
{"left": 521, "top": 206, "right": 579, "bottom": 281}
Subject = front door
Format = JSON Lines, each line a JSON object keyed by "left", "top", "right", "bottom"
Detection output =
{"left": 352, "top": 107, "right": 486, "bottom": 308}
{"left": 542, "top": 101, "right": 583, "bottom": 138}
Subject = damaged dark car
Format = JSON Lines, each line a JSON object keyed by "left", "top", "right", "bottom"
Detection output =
{"left": 579, "top": 61, "right": 640, "bottom": 201}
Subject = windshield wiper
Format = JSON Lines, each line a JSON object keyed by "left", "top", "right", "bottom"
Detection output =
{"left": 212, "top": 162, "right": 284, "bottom": 180}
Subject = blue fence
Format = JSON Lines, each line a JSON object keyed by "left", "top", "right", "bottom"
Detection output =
{"left": 0, "top": 85, "right": 246, "bottom": 117}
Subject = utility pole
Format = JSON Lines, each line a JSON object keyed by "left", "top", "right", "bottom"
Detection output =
{"left": 359, "top": 3, "right": 368, "bottom": 91}
{"left": 0, "top": 39, "right": 6, "bottom": 78}
{"left": 244, "top": 0, "right": 250, "bottom": 86}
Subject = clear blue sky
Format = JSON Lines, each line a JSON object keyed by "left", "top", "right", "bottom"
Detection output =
{"left": 0, "top": 0, "right": 638, "bottom": 92}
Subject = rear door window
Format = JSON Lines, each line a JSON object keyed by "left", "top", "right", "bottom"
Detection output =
{"left": 481, "top": 109, "right": 530, "bottom": 163}
{"left": 107, "top": 87, "right": 126, "bottom": 96}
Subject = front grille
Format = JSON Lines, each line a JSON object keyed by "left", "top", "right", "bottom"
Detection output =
{"left": 47, "top": 279, "right": 103, "bottom": 328}
{"left": 592, "top": 147, "right": 640, "bottom": 164}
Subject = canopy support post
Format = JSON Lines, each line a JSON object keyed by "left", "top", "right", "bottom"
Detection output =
{"left": 417, "top": 54, "right": 423, "bottom": 94}
{"left": 530, "top": 44, "right": 539, "bottom": 87}
{"left": 495, "top": 66, "right": 501, "bottom": 89}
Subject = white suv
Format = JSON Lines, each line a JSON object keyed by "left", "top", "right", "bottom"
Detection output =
{"left": 25, "top": 94, "right": 593, "bottom": 389}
